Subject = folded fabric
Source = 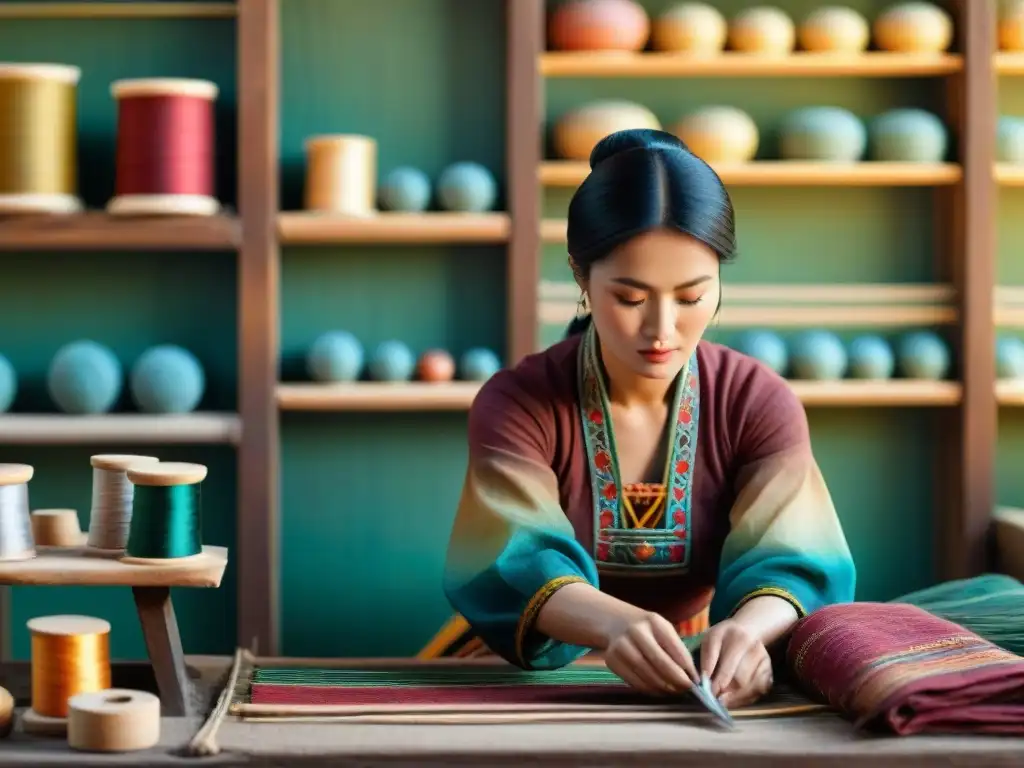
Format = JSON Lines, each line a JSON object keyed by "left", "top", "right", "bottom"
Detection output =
{"left": 786, "top": 602, "right": 1024, "bottom": 735}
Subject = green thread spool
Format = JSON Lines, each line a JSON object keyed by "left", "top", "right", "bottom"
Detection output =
{"left": 122, "top": 462, "right": 206, "bottom": 563}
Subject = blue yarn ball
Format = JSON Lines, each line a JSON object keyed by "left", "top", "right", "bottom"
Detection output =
{"left": 436, "top": 162, "right": 497, "bottom": 213}
{"left": 129, "top": 345, "right": 206, "bottom": 414}
{"left": 998, "top": 116, "right": 1024, "bottom": 164}
{"left": 369, "top": 340, "right": 415, "bottom": 382}
{"left": 731, "top": 330, "right": 788, "bottom": 375}
{"left": 788, "top": 330, "right": 848, "bottom": 380}
{"left": 47, "top": 340, "right": 122, "bottom": 414}
{"left": 847, "top": 335, "right": 895, "bottom": 380}
{"left": 459, "top": 348, "right": 502, "bottom": 381}
{"left": 379, "top": 167, "right": 432, "bottom": 212}
{"left": 307, "top": 331, "right": 364, "bottom": 383}
{"left": 0, "top": 354, "right": 15, "bottom": 413}
{"left": 997, "top": 336, "right": 1024, "bottom": 380}
{"left": 868, "top": 108, "right": 948, "bottom": 163}
{"left": 779, "top": 107, "right": 867, "bottom": 162}
{"left": 897, "top": 331, "right": 951, "bottom": 380}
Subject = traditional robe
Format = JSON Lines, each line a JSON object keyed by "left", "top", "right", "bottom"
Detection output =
{"left": 441, "top": 325, "right": 856, "bottom": 670}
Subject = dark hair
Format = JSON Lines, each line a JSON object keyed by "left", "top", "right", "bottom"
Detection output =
{"left": 564, "top": 128, "right": 737, "bottom": 336}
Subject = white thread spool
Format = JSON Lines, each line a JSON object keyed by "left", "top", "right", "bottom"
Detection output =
{"left": 0, "top": 464, "right": 36, "bottom": 561}
{"left": 303, "top": 134, "right": 377, "bottom": 216}
{"left": 87, "top": 455, "right": 159, "bottom": 552}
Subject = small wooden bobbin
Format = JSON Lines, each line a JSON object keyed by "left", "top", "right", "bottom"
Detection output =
{"left": 31, "top": 509, "right": 83, "bottom": 547}
{"left": 23, "top": 615, "right": 112, "bottom": 737}
{"left": 0, "top": 463, "right": 36, "bottom": 562}
{"left": 121, "top": 462, "right": 207, "bottom": 566}
{"left": 304, "top": 134, "right": 377, "bottom": 217}
{"left": 68, "top": 689, "right": 160, "bottom": 752}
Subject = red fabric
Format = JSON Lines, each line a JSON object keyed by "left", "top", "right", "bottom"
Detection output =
{"left": 786, "top": 602, "right": 1024, "bottom": 735}
{"left": 251, "top": 683, "right": 636, "bottom": 707}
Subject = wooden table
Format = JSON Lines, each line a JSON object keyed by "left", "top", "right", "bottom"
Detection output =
{"left": 0, "top": 545, "right": 229, "bottom": 717}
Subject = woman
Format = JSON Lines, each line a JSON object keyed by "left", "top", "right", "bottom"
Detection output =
{"left": 441, "top": 128, "right": 856, "bottom": 708}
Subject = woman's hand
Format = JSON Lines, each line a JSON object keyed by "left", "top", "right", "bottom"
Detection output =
{"left": 604, "top": 611, "right": 699, "bottom": 696}
{"left": 699, "top": 619, "right": 773, "bottom": 708}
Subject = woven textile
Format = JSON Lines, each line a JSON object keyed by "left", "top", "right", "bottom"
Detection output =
{"left": 787, "top": 602, "right": 1024, "bottom": 735}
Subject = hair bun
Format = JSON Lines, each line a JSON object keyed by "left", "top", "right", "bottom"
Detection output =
{"left": 589, "top": 128, "right": 691, "bottom": 169}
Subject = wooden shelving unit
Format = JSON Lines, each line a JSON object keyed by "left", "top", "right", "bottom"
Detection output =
{"left": 996, "top": 164, "right": 1024, "bottom": 185}
{"left": 540, "top": 51, "right": 963, "bottom": 78}
{"left": 278, "top": 212, "right": 510, "bottom": 245}
{"left": 0, "top": 213, "right": 240, "bottom": 251}
{"left": 0, "top": 413, "right": 241, "bottom": 445}
{"left": 539, "top": 161, "right": 963, "bottom": 188}
{"left": 0, "top": 2, "right": 237, "bottom": 18}
{"left": 789, "top": 380, "right": 961, "bottom": 407}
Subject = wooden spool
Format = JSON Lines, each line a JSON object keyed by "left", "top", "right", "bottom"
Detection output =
{"left": 122, "top": 462, "right": 207, "bottom": 566}
{"left": 68, "top": 689, "right": 160, "bottom": 752}
{"left": 303, "top": 135, "right": 377, "bottom": 216}
{"left": 31, "top": 509, "right": 83, "bottom": 548}
{"left": 0, "top": 63, "right": 82, "bottom": 214}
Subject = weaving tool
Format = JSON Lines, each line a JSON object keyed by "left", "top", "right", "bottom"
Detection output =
{"left": 691, "top": 673, "right": 735, "bottom": 729}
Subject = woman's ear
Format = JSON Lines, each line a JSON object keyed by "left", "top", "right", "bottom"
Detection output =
{"left": 568, "top": 257, "right": 586, "bottom": 292}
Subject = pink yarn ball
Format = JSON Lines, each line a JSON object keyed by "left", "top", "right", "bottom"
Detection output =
{"left": 548, "top": 0, "right": 650, "bottom": 52}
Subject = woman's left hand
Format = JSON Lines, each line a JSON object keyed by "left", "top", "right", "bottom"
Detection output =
{"left": 699, "top": 619, "right": 773, "bottom": 708}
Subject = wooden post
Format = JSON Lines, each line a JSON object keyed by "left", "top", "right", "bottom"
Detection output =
{"left": 237, "top": 0, "right": 281, "bottom": 656}
{"left": 506, "top": 0, "right": 544, "bottom": 363}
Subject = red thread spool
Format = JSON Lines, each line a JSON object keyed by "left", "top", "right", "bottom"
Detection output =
{"left": 108, "top": 78, "right": 219, "bottom": 216}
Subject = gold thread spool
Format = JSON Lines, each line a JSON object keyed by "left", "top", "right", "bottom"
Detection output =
{"left": 30, "top": 509, "right": 83, "bottom": 548}
{"left": 68, "top": 689, "right": 160, "bottom": 752}
{"left": 0, "top": 463, "right": 36, "bottom": 562}
{"left": 0, "top": 63, "right": 82, "bottom": 214}
{"left": 24, "top": 615, "right": 112, "bottom": 736}
{"left": 303, "top": 134, "right": 377, "bottom": 216}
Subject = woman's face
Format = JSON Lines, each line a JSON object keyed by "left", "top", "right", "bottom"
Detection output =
{"left": 576, "top": 228, "right": 720, "bottom": 381}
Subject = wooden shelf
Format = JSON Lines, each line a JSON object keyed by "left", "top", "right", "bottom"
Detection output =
{"left": 0, "top": 2, "right": 236, "bottom": 18}
{"left": 539, "top": 161, "right": 962, "bottom": 188}
{"left": 278, "top": 212, "right": 511, "bottom": 245}
{"left": 0, "top": 213, "right": 240, "bottom": 251}
{"left": 789, "top": 380, "right": 961, "bottom": 406}
{"left": 996, "top": 164, "right": 1024, "bottom": 185}
{"left": 540, "top": 51, "right": 962, "bottom": 78}
{"left": 0, "top": 413, "right": 242, "bottom": 445}
{"left": 996, "top": 53, "right": 1024, "bottom": 75}
{"left": 997, "top": 381, "right": 1024, "bottom": 405}
{"left": 277, "top": 383, "right": 482, "bottom": 411}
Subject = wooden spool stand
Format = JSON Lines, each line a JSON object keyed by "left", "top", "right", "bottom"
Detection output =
{"left": 0, "top": 546, "right": 228, "bottom": 717}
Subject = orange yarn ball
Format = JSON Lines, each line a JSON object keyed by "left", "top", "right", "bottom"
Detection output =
{"left": 417, "top": 350, "right": 456, "bottom": 383}
{"left": 548, "top": 0, "right": 650, "bottom": 52}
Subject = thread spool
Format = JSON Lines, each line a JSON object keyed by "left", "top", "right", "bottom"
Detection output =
{"left": 0, "top": 63, "right": 82, "bottom": 214}
{"left": 304, "top": 135, "right": 377, "bottom": 217}
{"left": 31, "top": 509, "right": 83, "bottom": 548}
{"left": 68, "top": 689, "right": 160, "bottom": 752}
{"left": 88, "top": 454, "right": 160, "bottom": 553}
{"left": 122, "top": 462, "right": 206, "bottom": 564}
{"left": 23, "top": 615, "right": 112, "bottom": 736}
{"left": 0, "top": 463, "right": 36, "bottom": 562}
{"left": 107, "top": 78, "right": 219, "bottom": 217}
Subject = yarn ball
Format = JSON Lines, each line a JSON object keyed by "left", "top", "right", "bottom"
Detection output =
{"left": 0, "top": 354, "right": 15, "bottom": 413}
{"left": 728, "top": 6, "right": 796, "bottom": 55}
{"left": 47, "top": 340, "right": 122, "bottom": 415}
{"left": 998, "top": 116, "right": 1024, "bottom": 164}
{"left": 436, "top": 162, "right": 497, "bottom": 213}
{"left": 847, "top": 335, "right": 896, "bottom": 380}
{"left": 897, "top": 331, "right": 951, "bottom": 380}
{"left": 788, "top": 330, "right": 848, "bottom": 380}
{"left": 459, "top": 348, "right": 502, "bottom": 381}
{"left": 779, "top": 107, "right": 867, "bottom": 162}
{"left": 1000, "top": 0, "right": 1024, "bottom": 51}
{"left": 671, "top": 106, "right": 759, "bottom": 163}
{"left": 553, "top": 100, "right": 662, "bottom": 161}
{"left": 651, "top": 2, "right": 728, "bottom": 55}
{"left": 548, "top": 0, "right": 650, "bottom": 52}
{"left": 868, "top": 109, "right": 948, "bottom": 163}
{"left": 369, "top": 340, "right": 416, "bottom": 382}
{"left": 798, "top": 6, "right": 870, "bottom": 53}
{"left": 417, "top": 349, "right": 456, "bottom": 382}
{"left": 873, "top": 2, "right": 953, "bottom": 54}
{"left": 306, "top": 331, "right": 364, "bottom": 383}
{"left": 997, "top": 336, "right": 1024, "bottom": 380}
{"left": 379, "top": 167, "right": 431, "bottom": 212}
{"left": 732, "top": 330, "right": 788, "bottom": 375}
{"left": 129, "top": 345, "right": 206, "bottom": 414}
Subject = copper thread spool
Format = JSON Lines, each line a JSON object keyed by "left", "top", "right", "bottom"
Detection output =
{"left": 25, "top": 615, "right": 112, "bottom": 735}
{"left": 304, "top": 134, "right": 377, "bottom": 217}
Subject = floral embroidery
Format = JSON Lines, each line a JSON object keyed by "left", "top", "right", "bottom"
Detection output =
{"left": 577, "top": 325, "right": 700, "bottom": 572}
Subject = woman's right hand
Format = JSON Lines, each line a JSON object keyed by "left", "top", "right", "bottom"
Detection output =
{"left": 603, "top": 611, "right": 699, "bottom": 695}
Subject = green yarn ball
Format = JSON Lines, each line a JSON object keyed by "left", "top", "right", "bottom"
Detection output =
{"left": 130, "top": 345, "right": 206, "bottom": 414}
{"left": 779, "top": 107, "right": 867, "bottom": 162}
{"left": 436, "top": 162, "right": 497, "bottom": 213}
{"left": 47, "top": 340, "right": 122, "bottom": 414}
{"left": 897, "top": 331, "right": 951, "bottom": 380}
{"left": 379, "top": 167, "right": 432, "bottom": 212}
{"left": 0, "top": 354, "right": 15, "bottom": 413}
{"left": 788, "top": 330, "right": 848, "bottom": 380}
{"left": 869, "top": 109, "right": 948, "bottom": 162}
{"left": 998, "top": 116, "right": 1024, "bottom": 164}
